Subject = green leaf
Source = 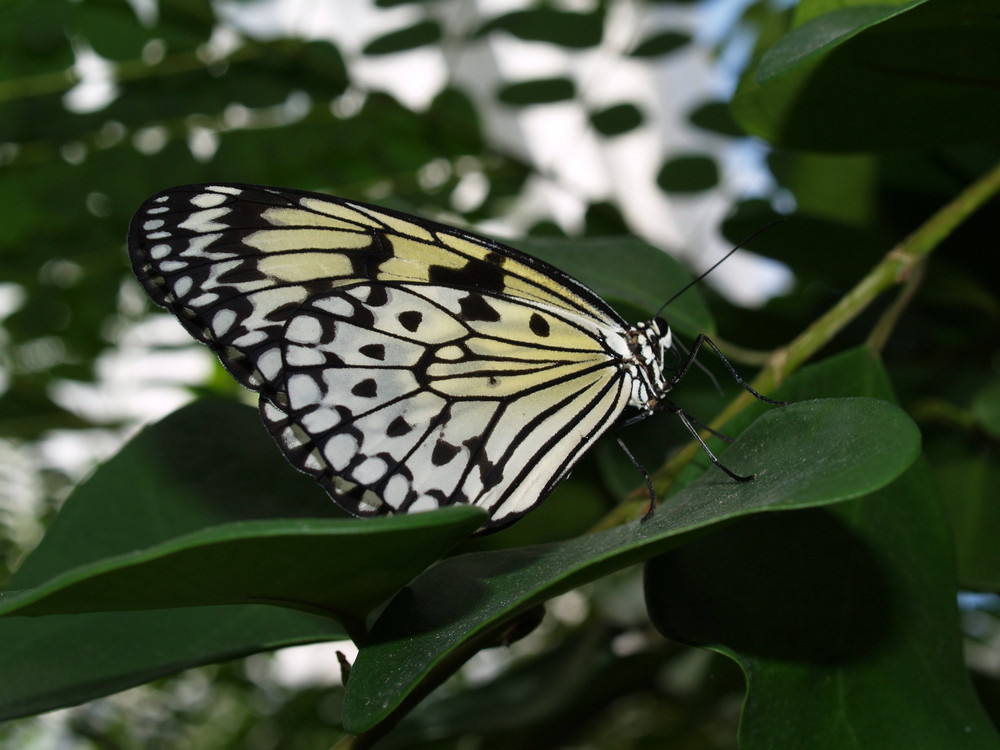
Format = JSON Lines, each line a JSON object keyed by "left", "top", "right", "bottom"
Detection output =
{"left": 71, "top": 0, "right": 146, "bottom": 61}
{"left": 155, "top": 0, "right": 216, "bottom": 50}
{"left": 646, "top": 477, "right": 999, "bottom": 749}
{"left": 629, "top": 30, "right": 690, "bottom": 58}
{"left": 0, "top": 400, "right": 485, "bottom": 718}
{"left": 645, "top": 348, "right": 999, "bottom": 749}
{"left": 477, "top": 10, "right": 604, "bottom": 49}
{"left": 7, "top": 399, "right": 344, "bottom": 589}
{"left": 362, "top": 20, "right": 442, "bottom": 56}
{"left": 589, "top": 103, "right": 644, "bottom": 136}
{"left": 972, "top": 378, "right": 1000, "bottom": 439}
{"left": 0, "top": 606, "right": 345, "bottom": 721}
{"left": 656, "top": 154, "right": 719, "bottom": 193}
{"left": 0, "top": 2, "right": 75, "bottom": 76}
{"left": 496, "top": 78, "right": 576, "bottom": 106}
{"left": 516, "top": 235, "right": 712, "bottom": 336}
{"left": 733, "top": 0, "right": 1000, "bottom": 150}
{"left": 0, "top": 509, "right": 486, "bottom": 620}
{"left": 935, "top": 455, "right": 1000, "bottom": 591}
{"left": 426, "top": 87, "right": 484, "bottom": 155}
{"left": 688, "top": 100, "right": 744, "bottom": 137}
{"left": 381, "top": 626, "right": 657, "bottom": 746}
{"left": 755, "top": 0, "right": 930, "bottom": 83}
{"left": 342, "top": 394, "right": 920, "bottom": 732}
{"left": 2, "top": 400, "right": 485, "bottom": 621}
{"left": 767, "top": 150, "right": 880, "bottom": 226}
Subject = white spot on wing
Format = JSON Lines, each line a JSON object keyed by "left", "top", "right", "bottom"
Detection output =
{"left": 212, "top": 308, "right": 236, "bottom": 336}
{"left": 257, "top": 348, "right": 282, "bottom": 381}
{"left": 286, "top": 345, "right": 326, "bottom": 367}
{"left": 173, "top": 276, "right": 192, "bottom": 298}
{"left": 232, "top": 330, "right": 267, "bottom": 347}
{"left": 179, "top": 208, "right": 229, "bottom": 233}
{"left": 288, "top": 373, "right": 321, "bottom": 410}
{"left": 354, "top": 457, "right": 387, "bottom": 483}
{"left": 188, "top": 292, "right": 220, "bottom": 307}
{"left": 287, "top": 315, "right": 323, "bottom": 343}
{"left": 191, "top": 191, "right": 229, "bottom": 208}
{"left": 180, "top": 233, "right": 223, "bottom": 257}
{"left": 311, "top": 296, "right": 355, "bottom": 317}
{"left": 325, "top": 433, "right": 359, "bottom": 471}
{"left": 384, "top": 475, "right": 410, "bottom": 507}
{"left": 436, "top": 345, "right": 464, "bottom": 361}
{"left": 301, "top": 408, "right": 340, "bottom": 433}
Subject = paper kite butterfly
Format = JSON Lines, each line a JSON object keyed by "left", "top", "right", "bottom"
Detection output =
{"left": 128, "top": 184, "right": 777, "bottom": 533}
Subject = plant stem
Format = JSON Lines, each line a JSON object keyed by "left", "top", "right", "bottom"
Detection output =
{"left": 743, "top": 159, "right": 1000, "bottom": 405}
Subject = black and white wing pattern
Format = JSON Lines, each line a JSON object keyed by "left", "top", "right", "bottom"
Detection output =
{"left": 128, "top": 184, "right": 672, "bottom": 532}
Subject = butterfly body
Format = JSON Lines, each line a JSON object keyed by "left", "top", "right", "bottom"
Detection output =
{"left": 129, "top": 184, "right": 678, "bottom": 532}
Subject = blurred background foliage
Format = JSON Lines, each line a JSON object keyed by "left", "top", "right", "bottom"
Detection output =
{"left": 0, "top": 0, "right": 998, "bottom": 747}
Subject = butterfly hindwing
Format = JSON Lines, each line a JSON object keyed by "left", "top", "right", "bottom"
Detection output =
{"left": 128, "top": 183, "right": 640, "bottom": 531}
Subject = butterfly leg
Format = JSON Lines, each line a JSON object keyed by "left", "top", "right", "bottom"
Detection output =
{"left": 615, "top": 398, "right": 754, "bottom": 523}
{"left": 667, "top": 403, "right": 754, "bottom": 482}
{"left": 667, "top": 334, "right": 787, "bottom": 406}
{"left": 676, "top": 408, "right": 736, "bottom": 444}
{"left": 612, "top": 421, "right": 658, "bottom": 522}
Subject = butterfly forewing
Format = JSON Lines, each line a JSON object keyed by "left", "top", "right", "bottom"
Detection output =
{"left": 128, "top": 183, "right": 643, "bottom": 531}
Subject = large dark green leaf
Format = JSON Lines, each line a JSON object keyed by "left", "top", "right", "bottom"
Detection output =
{"left": 972, "top": 378, "right": 1000, "bottom": 440}
{"left": 935, "top": 455, "right": 1000, "bottom": 591}
{"left": 0, "top": 1, "right": 75, "bottom": 76}
{"left": 646, "top": 479, "right": 999, "bottom": 749}
{"left": 2, "top": 399, "right": 484, "bottom": 618}
{"left": 0, "top": 509, "right": 485, "bottom": 620}
{"left": 755, "top": 0, "right": 930, "bottom": 81}
{"left": 0, "top": 606, "right": 345, "bottom": 721}
{"left": 0, "top": 400, "right": 484, "bottom": 719}
{"left": 342, "top": 393, "right": 919, "bottom": 733}
{"left": 71, "top": 0, "right": 147, "bottom": 61}
{"left": 377, "top": 626, "right": 663, "bottom": 748}
{"left": 645, "top": 348, "right": 1000, "bottom": 749}
{"left": 733, "top": 0, "right": 1000, "bottom": 150}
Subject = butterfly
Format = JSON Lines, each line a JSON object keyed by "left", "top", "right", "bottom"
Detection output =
{"left": 128, "top": 183, "right": 776, "bottom": 533}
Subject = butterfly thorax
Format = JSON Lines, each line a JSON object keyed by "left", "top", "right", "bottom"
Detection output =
{"left": 624, "top": 318, "right": 673, "bottom": 411}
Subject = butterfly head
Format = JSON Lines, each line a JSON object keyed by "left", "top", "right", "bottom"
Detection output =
{"left": 626, "top": 317, "right": 675, "bottom": 410}
{"left": 652, "top": 316, "right": 672, "bottom": 350}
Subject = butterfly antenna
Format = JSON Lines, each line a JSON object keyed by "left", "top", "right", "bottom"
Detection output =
{"left": 654, "top": 217, "right": 786, "bottom": 319}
